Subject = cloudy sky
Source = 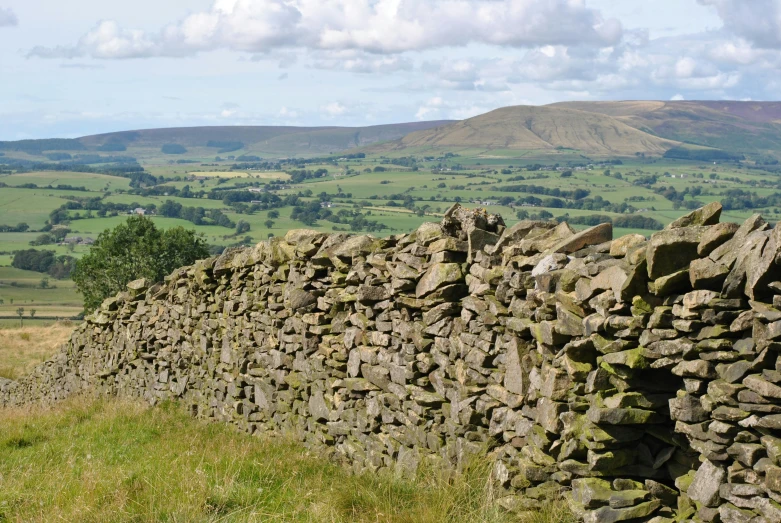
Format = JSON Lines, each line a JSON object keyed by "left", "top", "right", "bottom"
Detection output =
{"left": 0, "top": 0, "right": 778, "bottom": 139}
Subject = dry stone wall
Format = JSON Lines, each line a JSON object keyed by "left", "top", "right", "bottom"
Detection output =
{"left": 3, "top": 202, "right": 781, "bottom": 522}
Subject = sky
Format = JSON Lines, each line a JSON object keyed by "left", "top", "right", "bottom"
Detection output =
{"left": 0, "top": 0, "right": 779, "bottom": 140}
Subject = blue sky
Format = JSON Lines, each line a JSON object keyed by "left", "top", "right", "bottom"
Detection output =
{"left": 0, "top": 0, "right": 777, "bottom": 139}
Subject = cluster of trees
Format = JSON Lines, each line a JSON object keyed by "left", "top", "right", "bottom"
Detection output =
{"left": 48, "top": 199, "right": 147, "bottom": 225}
{"left": 0, "top": 158, "right": 145, "bottom": 176}
{"left": 72, "top": 216, "right": 209, "bottom": 311}
{"left": 495, "top": 184, "right": 591, "bottom": 200}
{"left": 383, "top": 157, "right": 418, "bottom": 170}
{"left": 654, "top": 186, "right": 710, "bottom": 210}
{"left": 633, "top": 175, "right": 659, "bottom": 186}
{"left": 206, "top": 140, "right": 244, "bottom": 153}
{"left": 0, "top": 181, "right": 88, "bottom": 192}
{"left": 161, "top": 144, "right": 187, "bottom": 155}
{"left": 290, "top": 201, "right": 388, "bottom": 232}
{"left": 287, "top": 168, "right": 329, "bottom": 183}
{"left": 0, "top": 223, "right": 29, "bottom": 232}
{"left": 663, "top": 147, "right": 744, "bottom": 161}
{"left": 157, "top": 200, "right": 235, "bottom": 228}
{"left": 12, "top": 249, "right": 76, "bottom": 279}
{"left": 0, "top": 138, "right": 85, "bottom": 154}
{"left": 29, "top": 227, "right": 69, "bottom": 245}
{"left": 720, "top": 189, "right": 781, "bottom": 210}
{"left": 513, "top": 195, "right": 637, "bottom": 214}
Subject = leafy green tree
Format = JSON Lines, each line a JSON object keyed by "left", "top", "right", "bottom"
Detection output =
{"left": 72, "top": 216, "right": 209, "bottom": 312}
{"left": 264, "top": 219, "right": 275, "bottom": 229}
{"left": 16, "top": 307, "right": 24, "bottom": 327}
{"left": 235, "top": 220, "right": 251, "bottom": 234}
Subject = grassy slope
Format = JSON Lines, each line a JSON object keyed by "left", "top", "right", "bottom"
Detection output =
{"left": 0, "top": 322, "right": 75, "bottom": 379}
{"left": 0, "top": 327, "right": 573, "bottom": 523}
{"left": 550, "top": 100, "right": 781, "bottom": 157}
{"left": 68, "top": 121, "right": 457, "bottom": 158}
{"left": 0, "top": 399, "right": 574, "bottom": 523}
{"left": 366, "top": 105, "right": 681, "bottom": 157}
{"left": 0, "top": 267, "right": 83, "bottom": 319}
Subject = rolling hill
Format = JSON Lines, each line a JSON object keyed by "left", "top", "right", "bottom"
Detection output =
{"left": 367, "top": 105, "right": 682, "bottom": 157}
{"left": 0, "top": 121, "right": 454, "bottom": 159}
{"left": 550, "top": 101, "right": 781, "bottom": 158}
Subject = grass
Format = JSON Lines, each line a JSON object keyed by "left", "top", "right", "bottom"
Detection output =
{"left": 0, "top": 267, "right": 83, "bottom": 319}
{"left": 0, "top": 321, "right": 75, "bottom": 379}
{"left": 0, "top": 398, "right": 575, "bottom": 523}
{"left": 0, "top": 326, "right": 574, "bottom": 523}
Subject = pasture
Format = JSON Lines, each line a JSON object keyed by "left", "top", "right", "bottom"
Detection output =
{"left": 2, "top": 149, "right": 781, "bottom": 315}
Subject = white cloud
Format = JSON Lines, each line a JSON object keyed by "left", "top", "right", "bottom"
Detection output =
{"left": 671, "top": 93, "right": 685, "bottom": 100}
{"left": 0, "top": 6, "right": 17, "bottom": 27}
{"left": 311, "top": 51, "right": 413, "bottom": 73}
{"left": 413, "top": 96, "right": 490, "bottom": 121}
{"left": 27, "top": 0, "right": 622, "bottom": 59}
{"left": 321, "top": 102, "right": 348, "bottom": 117}
{"left": 699, "top": 0, "right": 781, "bottom": 49}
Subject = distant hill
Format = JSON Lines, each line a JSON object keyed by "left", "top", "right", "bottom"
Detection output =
{"left": 366, "top": 105, "right": 682, "bottom": 157}
{"left": 0, "top": 121, "right": 454, "bottom": 159}
{"left": 550, "top": 101, "right": 781, "bottom": 158}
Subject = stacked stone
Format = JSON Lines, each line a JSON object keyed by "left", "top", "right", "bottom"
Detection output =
{"left": 4, "top": 201, "right": 781, "bottom": 522}
{"left": 481, "top": 215, "right": 685, "bottom": 521}
{"left": 661, "top": 209, "right": 781, "bottom": 523}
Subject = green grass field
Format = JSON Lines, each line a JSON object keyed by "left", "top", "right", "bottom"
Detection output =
{"left": 0, "top": 397, "right": 573, "bottom": 523}
{"left": 0, "top": 267, "right": 83, "bottom": 319}
{"left": 2, "top": 148, "right": 781, "bottom": 314}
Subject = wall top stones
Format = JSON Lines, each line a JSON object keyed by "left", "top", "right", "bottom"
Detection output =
{"left": 3, "top": 202, "right": 781, "bottom": 522}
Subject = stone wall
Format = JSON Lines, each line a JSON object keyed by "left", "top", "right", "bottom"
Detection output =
{"left": 3, "top": 202, "right": 781, "bottom": 522}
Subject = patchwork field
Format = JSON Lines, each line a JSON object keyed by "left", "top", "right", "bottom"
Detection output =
{"left": 2, "top": 140, "right": 781, "bottom": 315}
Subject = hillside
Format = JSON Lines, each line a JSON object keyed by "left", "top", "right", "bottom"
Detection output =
{"left": 0, "top": 120, "right": 454, "bottom": 159}
{"left": 551, "top": 100, "right": 781, "bottom": 158}
{"left": 367, "top": 105, "right": 681, "bottom": 157}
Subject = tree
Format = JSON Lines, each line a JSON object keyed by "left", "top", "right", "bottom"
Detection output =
{"left": 264, "top": 220, "right": 275, "bottom": 229}
{"left": 16, "top": 307, "right": 24, "bottom": 328}
{"left": 235, "top": 220, "right": 251, "bottom": 234}
{"left": 29, "top": 309, "right": 36, "bottom": 319}
{"left": 39, "top": 277, "right": 49, "bottom": 289}
{"left": 267, "top": 210, "right": 279, "bottom": 219}
{"left": 72, "top": 216, "right": 209, "bottom": 313}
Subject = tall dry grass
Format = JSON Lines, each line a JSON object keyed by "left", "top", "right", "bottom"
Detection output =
{"left": 0, "top": 322, "right": 75, "bottom": 380}
{"left": 0, "top": 398, "right": 575, "bottom": 523}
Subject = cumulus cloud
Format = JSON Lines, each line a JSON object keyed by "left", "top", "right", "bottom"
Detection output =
{"left": 415, "top": 96, "right": 445, "bottom": 120}
{"left": 699, "top": 0, "right": 781, "bottom": 49}
{"left": 27, "top": 0, "right": 622, "bottom": 59}
{"left": 0, "top": 6, "right": 17, "bottom": 27}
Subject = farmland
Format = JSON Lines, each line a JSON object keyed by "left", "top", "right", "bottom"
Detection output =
{"left": 2, "top": 140, "right": 781, "bottom": 315}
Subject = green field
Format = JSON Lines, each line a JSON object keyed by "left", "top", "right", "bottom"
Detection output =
{"left": 2, "top": 142, "right": 781, "bottom": 315}
{"left": 0, "top": 266, "right": 83, "bottom": 319}
{"left": 2, "top": 397, "right": 567, "bottom": 523}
